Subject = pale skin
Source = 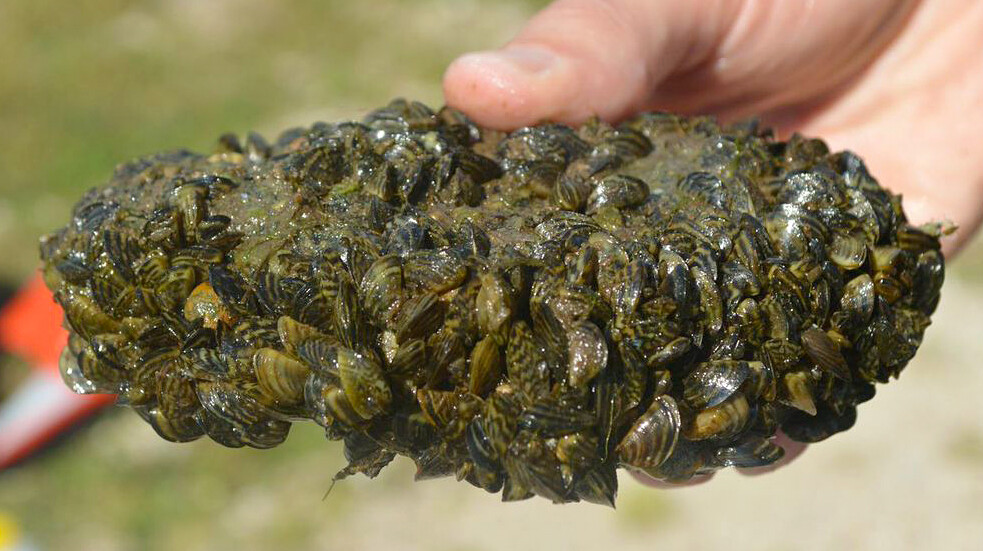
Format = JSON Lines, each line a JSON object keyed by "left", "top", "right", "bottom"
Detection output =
{"left": 442, "top": 0, "right": 983, "bottom": 484}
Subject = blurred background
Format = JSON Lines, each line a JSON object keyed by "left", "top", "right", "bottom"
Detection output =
{"left": 0, "top": 1, "right": 981, "bottom": 550}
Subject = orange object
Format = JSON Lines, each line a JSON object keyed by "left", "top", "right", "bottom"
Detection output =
{"left": 0, "top": 274, "right": 67, "bottom": 368}
{"left": 0, "top": 273, "right": 115, "bottom": 469}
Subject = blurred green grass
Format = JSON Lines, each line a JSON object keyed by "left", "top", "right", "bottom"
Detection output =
{"left": 0, "top": 0, "right": 547, "bottom": 282}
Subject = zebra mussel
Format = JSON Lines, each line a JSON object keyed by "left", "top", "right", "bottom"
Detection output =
{"left": 40, "top": 99, "right": 946, "bottom": 505}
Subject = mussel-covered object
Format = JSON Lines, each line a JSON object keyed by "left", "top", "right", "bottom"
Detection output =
{"left": 40, "top": 99, "right": 946, "bottom": 505}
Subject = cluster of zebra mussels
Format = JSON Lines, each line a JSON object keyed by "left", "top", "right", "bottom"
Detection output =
{"left": 40, "top": 99, "right": 945, "bottom": 505}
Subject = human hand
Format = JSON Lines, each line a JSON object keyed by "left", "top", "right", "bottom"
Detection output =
{"left": 442, "top": 0, "right": 983, "bottom": 483}
{"left": 444, "top": 0, "right": 983, "bottom": 256}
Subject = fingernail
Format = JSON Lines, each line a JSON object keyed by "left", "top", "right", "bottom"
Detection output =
{"left": 489, "top": 45, "right": 558, "bottom": 75}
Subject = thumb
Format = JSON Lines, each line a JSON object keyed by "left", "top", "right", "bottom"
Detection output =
{"left": 443, "top": 0, "right": 916, "bottom": 129}
{"left": 442, "top": 0, "right": 741, "bottom": 129}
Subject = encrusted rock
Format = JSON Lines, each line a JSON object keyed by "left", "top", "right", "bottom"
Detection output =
{"left": 40, "top": 99, "right": 946, "bottom": 505}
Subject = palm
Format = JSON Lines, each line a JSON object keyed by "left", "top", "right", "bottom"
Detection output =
{"left": 767, "top": 5, "right": 983, "bottom": 255}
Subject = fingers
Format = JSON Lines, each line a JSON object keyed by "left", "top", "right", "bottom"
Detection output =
{"left": 443, "top": 0, "right": 918, "bottom": 129}
{"left": 735, "top": 432, "right": 808, "bottom": 477}
{"left": 631, "top": 470, "right": 715, "bottom": 489}
{"left": 630, "top": 432, "right": 808, "bottom": 489}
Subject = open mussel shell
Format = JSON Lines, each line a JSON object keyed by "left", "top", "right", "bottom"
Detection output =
{"left": 40, "top": 99, "right": 945, "bottom": 505}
